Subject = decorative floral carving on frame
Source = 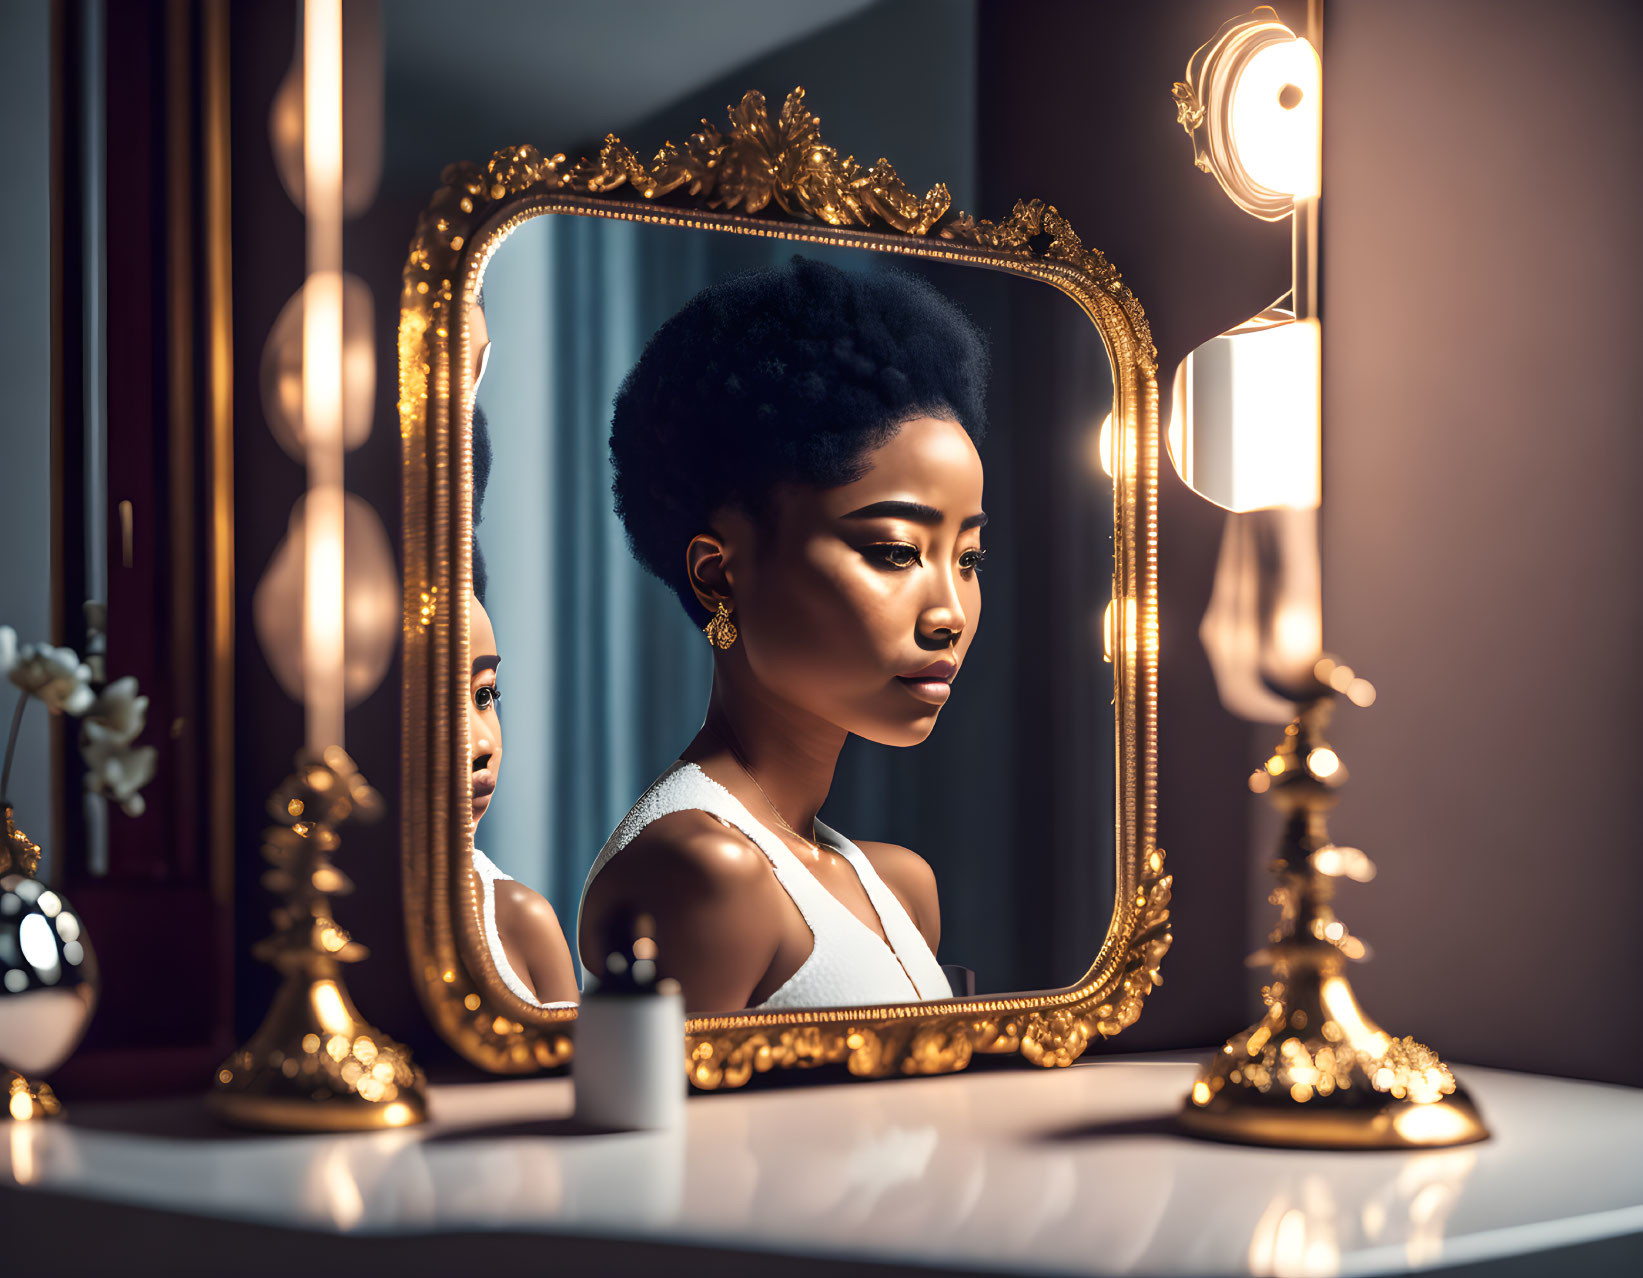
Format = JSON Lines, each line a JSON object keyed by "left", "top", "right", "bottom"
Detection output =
{"left": 403, "top": 87, "right": 1155, "bottom": 374}
{"left": 685, "top": 852, "right": 1171, "bottom": 1090}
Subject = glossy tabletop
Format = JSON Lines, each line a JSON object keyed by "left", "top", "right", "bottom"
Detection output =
{"left": 5, "top": 1055, "right": 1642, "bottom": 1275}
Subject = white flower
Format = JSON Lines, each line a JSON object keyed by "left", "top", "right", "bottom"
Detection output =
{"left": 80, "top": 720, "right": 158, "bottom": 818}
{"left": 8, "top": 642, "right": 95, "bottom": 715}
{"left": 84, "top": 676, "right": 148, "bottom": 746}
{"left": 0, "top": 626, "right": 16, "bottom": 677}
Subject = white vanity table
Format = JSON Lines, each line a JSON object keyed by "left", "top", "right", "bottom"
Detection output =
{"left": 5, "top": 1054, "right": 1641, "bottom": 1276}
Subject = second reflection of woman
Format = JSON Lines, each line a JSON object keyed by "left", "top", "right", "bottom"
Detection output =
{"left": 469, "top": 579, "right": 580, "bottom": 1007}
{"left": 578, "top": 256, "right": 991, "bottom": 1014}
{"left": 465, "top": 297, "right": 579, "bottom": 1008}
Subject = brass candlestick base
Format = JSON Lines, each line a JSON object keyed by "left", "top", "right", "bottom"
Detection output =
{"left": 5, "top": 1070, "right": 62, "bottom": 1121}
{"left": 1180, "top": 694, "right": 1488, "bottom": 1149}
{"left": 210, "top": 748, "right": 426, "bottom": 1131}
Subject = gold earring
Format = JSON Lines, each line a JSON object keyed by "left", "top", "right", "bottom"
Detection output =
{"left": 702, "top": 601, "right": 738, "bottom": 649}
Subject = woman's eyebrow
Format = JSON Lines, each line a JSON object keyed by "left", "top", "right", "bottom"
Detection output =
{"left": 841, "top": 499, "right": 987, "bottom": 530}
{"left": 472, "top": 654, "right": 500, "bottom": 677}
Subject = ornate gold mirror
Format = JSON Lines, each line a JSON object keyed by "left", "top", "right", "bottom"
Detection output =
{"left": 400, "top": 89, "right": 1166, "bottom": 1087}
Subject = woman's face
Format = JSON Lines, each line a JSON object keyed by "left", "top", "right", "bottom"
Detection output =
{"left": 731, "top": 414, "right": 986, "bottom": 748}
{"left": 468, "top": 592, "right": 503, "bottom": 827}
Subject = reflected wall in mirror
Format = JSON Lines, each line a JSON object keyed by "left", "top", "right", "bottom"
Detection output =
{"left": 401, "top": 90, "right": 1164, "bottom": 1085}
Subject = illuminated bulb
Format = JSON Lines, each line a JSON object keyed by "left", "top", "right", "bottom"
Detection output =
{"left": 1270, "top": 600, "right": 1322, "bottom": 677}
{"left": 1169, "top": 310, "right": 1320, "bottom": 511}
{"left": 1346, "top": 677, "right": 1377, "bottom": 707}
{"left": 260, "top": 273, "right": 377, "bottom": 461}
{"left": 1095, "top": 413, "right": 1113, "bottom": 478}
{"left": 1327, "top": 663, "right": 1355, "bottom": 692}
{"left": 1229, "top": 36, "right": 1321, "bottom": 201}
{"left": 1306, "top": 747, "right": 1340, "bottom": 779}
{"left": 253, "top": 493, "right": 401, "bottom": 710}
{"left": 1100, "top": 599, "right": 1138, "bottom": 663}
{"left": 1094, "top": 412, "right": 1133, "bottom": 481}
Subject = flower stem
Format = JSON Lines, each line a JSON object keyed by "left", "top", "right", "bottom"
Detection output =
{"left": 1, "top": 689, "right": 27, "bottom": 805}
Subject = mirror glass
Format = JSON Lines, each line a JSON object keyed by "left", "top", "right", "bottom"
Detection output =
{"left": 461, "top": 215, "right": 1116, "bottom": 1016}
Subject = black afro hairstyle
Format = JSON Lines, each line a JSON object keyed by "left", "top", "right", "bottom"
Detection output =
{"left": 609, "top": 255, "right": 989, "bottom": 626}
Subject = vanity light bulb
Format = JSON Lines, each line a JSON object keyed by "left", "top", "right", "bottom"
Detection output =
{"left": 1229, "top": 36, "right": 1321, "bottom": 202}
{"left": 252, "top": 492, "right": 401, "bottom": 709}
{"left": 261, "top": 272, "right": 378, "bottom": 462}
{"left": 1270, "top": 599, "right": 1323, "bottom": 676}
{"left": 1169, "top": 310, "right": 1320, "bottom": 512}
{"left": 1094, "top": 412, "right": 1132, "bottom": 481}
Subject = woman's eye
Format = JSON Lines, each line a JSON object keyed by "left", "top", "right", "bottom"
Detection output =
{"left": 960, "top": 548, "right": 988, "bottom": 574}
{"left": 866, "top": 543, "right": 921, "bottom": 569}
{"left": 474, "top": 684, "right": 500, "bottom": 711}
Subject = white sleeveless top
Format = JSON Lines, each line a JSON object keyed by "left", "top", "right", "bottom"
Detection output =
{"left": 472, "top": 847, "right": 577, "bottom": 1010}
{"left": 577, "top": 759, "right": 952, "bottom": 1010}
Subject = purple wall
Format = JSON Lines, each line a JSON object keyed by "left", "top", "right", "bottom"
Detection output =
{"left": 1321, "top": 0, "right": 1643, "bottom": 1085}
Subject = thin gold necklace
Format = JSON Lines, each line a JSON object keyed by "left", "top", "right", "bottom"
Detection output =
{"left": 701, "top": 722, "right": 823, "bottom": 855}
{"left": 703, "top": 725, "right": 916, "bottom": 987}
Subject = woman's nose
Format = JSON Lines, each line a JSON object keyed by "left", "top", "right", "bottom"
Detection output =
{"left": 921, "top": 571, "right": 967, "bottom": 642}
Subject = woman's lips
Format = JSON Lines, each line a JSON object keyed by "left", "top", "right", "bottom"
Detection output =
{"left": 472, "top": 775, "right": 496, "bottom": 812}
{"left": 895, "top": 675, "right": 952, "bottom": 705}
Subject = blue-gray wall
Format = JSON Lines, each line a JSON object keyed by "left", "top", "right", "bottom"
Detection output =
{"left": 0, "top": 2, "right": 55, "bottom": 876}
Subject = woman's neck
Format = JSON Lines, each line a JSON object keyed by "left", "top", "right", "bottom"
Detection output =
{"left": 683, "top": 672, "right": 846, "bottom": 841}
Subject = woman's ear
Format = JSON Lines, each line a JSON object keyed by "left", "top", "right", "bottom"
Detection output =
{"left": 685, "top": 530, "right": 732, "bottom": 614}
{"left": 687, "top": 505, "right": 758, "bottom": 613}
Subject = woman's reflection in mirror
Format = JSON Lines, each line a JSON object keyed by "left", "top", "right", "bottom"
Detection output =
{"left": 465, "top": 290, "right": 579, "bottom": 1007}
{"left": 468, "top": 573, "right": 579, "bottom": 1006}
{"left": 578, "top": 256, "right": 990, "bottom": 1013}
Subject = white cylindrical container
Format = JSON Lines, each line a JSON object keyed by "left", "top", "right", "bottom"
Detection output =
{"left": 573, "top": 984, "right": 686, "bottom": 1131}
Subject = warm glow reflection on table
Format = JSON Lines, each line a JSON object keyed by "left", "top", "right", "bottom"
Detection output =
{"left": 4, "top": 1057, "right": 1643, "bottom": 1274}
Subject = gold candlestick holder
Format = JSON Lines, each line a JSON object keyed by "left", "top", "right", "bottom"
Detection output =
{"left": 210, "top": 747, "right": 426, "bottom": 1131}
{"left": 1180, "top": 691, "right": 1488, "bottom": 1148}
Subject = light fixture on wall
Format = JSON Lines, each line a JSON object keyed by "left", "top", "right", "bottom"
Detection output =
{"left": 1169, "top": 6, "right": 1487, "bottom": 1149}
{"left": 212, "top": 0, "right": 424, "bottom": 1132}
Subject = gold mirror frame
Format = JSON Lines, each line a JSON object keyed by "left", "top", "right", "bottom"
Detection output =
{"left": 400, "top": 89, "right": 1168, "bottom": 1088}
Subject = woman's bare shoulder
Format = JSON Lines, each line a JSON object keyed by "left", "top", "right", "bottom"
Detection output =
{"left": 596, "top": 809, "right": 773, "bottom": 893}
{"left": 492, "top": 877, "right": 562, "bottom": 929}
{"left": 853, "top": 840, "right": 940, "bottom": 943}
{"left": 579, "top": 810, "right": 784, "bottom": 999}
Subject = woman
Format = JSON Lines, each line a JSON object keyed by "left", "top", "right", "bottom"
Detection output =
{"left": 577, "top": 256, "right": 989, "bottom": 1013}
{"left": 465, "top": 301, "right": 579, "bottom": 1007}
{"left": 468, "top": 585, "right": 581, "bottom": 1007}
